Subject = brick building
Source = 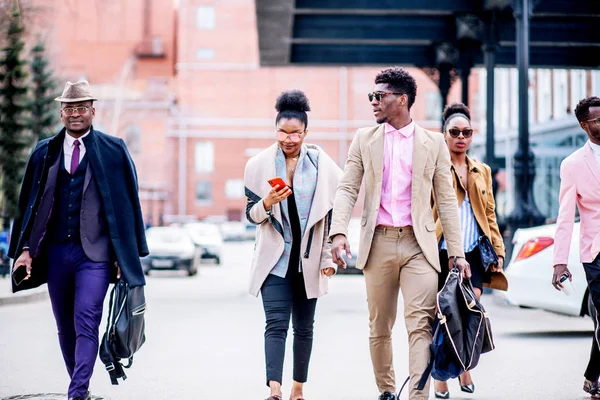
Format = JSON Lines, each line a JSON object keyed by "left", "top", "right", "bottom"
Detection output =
{"left": 30, "top": 0, "right": 177, "bottom": 226}
{"left": 171, "top": 0, "right": 467, "bottom": 221}
{"left": 29, "top": 0, "right": 470, "bottom": 225}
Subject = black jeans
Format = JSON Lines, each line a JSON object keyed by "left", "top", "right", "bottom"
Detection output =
{"left": 583, "top": 255, "right": 600, "bottom": 381}
{"left": 261, "top": 271, "right": 317, "bottom": 386}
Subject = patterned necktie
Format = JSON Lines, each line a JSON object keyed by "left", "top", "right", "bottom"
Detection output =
{"left": 70, "top": 139, "right": 80, "bottom": 174}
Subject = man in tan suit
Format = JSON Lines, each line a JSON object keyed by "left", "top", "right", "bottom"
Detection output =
{"left": 330, "top": 67, "right": 470, "bottom": 400}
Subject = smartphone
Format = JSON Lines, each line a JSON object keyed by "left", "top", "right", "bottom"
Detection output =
{"left": 268, "top": 177, "right": 289, "bottom": 189}
{"left": 12, "top": 264, "right": 28, "bottom": 286}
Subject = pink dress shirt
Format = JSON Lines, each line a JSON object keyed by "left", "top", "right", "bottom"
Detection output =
{"left": 376, "top": 121, "right": 415, "bottom": 227}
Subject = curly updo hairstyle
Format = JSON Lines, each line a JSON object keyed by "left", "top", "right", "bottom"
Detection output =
{"left": 374, "top": 67, "right": 418, "bottom": 109}
{"left": 275, "top": 90, "right": 311, "bottom": 129}
{"left": 442, "top": 102, "right": 471, "bottom": 132}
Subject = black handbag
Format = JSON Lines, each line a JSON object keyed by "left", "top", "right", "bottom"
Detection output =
{"left": 99, "top": 278, "right": 147, "bottom": 385}
{"left": 477, "top": 234, "right": 499, "bottom": 272}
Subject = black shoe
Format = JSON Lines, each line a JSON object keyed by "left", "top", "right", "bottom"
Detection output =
{"left": 584, "top": 380, "right": 600, "bottom": 398}
{"left": 69, "top": 390, "right": 91, "bottom": 400}
{"left": 378, "top": 392, "right": 396, "bottom": 400}
{"left": 458, "top": 376, "right": 475, "bottom": 393}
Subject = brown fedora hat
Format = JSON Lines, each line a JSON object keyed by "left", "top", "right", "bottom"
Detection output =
{"left": 54, "top": 80, "right": 98, "bottom": 103}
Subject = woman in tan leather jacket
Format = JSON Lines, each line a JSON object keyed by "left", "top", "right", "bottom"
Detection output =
{"left": 433, "top": 103, "right": 507, "bottom": 399}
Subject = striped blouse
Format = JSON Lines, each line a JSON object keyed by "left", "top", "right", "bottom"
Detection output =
{"left": 441, "top": 190, "right": 480, "bottom": 252}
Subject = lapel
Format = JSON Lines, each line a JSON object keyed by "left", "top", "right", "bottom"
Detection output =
{"left": 368, "top": 124, "right": 385, "bottom": 184}
{"left": 81, "top": 128, "right": 109, "bottom": 208}
{"left": 43, "top": 131, "right": 65, "bottom": 197}
{"left": 583, "top": 142, "right": 600, "bottom": 185}
{"left": 411, "top": 124, "right": 429, "bottom": 199}
{"left": 83, "top": 162, "right": 93, "bottom": 194}
{"left": 305, "top": 147, "right": 339, "bottom": 230}
{"left": 466, "top": 156, "right": 485, "bottom": 221}
{"left": 450, "top": 165, "right": 464, "bottom": 205}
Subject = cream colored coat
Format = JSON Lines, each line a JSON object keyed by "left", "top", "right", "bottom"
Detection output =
{"left": 244, "top": 143, "right": 342, "bottom": 299}
{"left": 330, "top": 124, "right": 464, "bottom": 272}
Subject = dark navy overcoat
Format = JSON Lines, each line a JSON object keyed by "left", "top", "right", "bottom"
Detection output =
{"left": 8, "top": 127, "right": 148, "bottom": 292}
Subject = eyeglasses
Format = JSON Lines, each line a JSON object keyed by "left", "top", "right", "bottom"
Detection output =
{"left": 62, "top": 106, "right": 91, "bottom": 116}
{"left": 585, "top": 117, "right": 600, "bottom": 125}
{"left": 276, "top": 131, "right": 304, "bottom": 143}
{"left": 448, "top": 128, "right": 474, "bottom": 138}
{"left": 368, "top": 91, "right": 403, "bottom": 102}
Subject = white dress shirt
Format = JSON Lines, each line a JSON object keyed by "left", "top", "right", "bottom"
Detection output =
{"left": 590, "top": 141, "right": 600, "bottom": 168}
{"left": 63, "top": 130, "right": 90, "bottom": 173}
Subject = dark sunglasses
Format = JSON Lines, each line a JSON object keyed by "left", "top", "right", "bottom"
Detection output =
{"left": 448, "top": 128, "right": 474, "bottom": 138}
{"left": 368, "top": 91, "right": 402, "bottom": 102}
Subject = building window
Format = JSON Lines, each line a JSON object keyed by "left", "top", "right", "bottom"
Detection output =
{"left": 196, "top": 48, "right": 215, "bottom": 60}
{"left": 125, "top": 125, "right": 141, "bottom": 154}
{"left": 196, "top": 6, "right": 215, "bottom": 30}
{"left": 195, "top": 142, "right": 214, "bottom": 173}
{"left": 425, "top": 91, "right": 442, "bottom": 121}
{"left": 593, "top": 70, "right": 600, "bottom": 98}
{"left": 225, "top": 179, "right": 244, "bottom": 199}
{"left": 196, "top": 181, "right": 212, "bottom": 203}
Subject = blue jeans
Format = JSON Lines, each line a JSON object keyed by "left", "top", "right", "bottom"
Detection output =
{"left": 261, "top": 271, "right": 317, "bottom": 386}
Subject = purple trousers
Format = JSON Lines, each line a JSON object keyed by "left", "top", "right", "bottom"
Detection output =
{"left": 47, "top": 242, "right": 110, "bottom": 398}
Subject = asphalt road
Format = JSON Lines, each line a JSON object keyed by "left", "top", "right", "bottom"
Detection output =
{"left": 0, "top": 241, "right": 596, "bottom": 400}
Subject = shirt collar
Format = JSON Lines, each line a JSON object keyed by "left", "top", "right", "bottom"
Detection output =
{"left": 449, "top": 155, "right": 479, "bottom": 173}
{"left": 384, "top": 120, "right": 415, "bottom": 138}
{"left": 589, "top": 141, "right": 600, "bottom": 155}
{"left": 65, "top": 130, "right": 90, "bottom": 147}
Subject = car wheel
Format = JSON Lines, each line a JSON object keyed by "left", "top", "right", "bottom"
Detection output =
{"left": 215, "top": 256, "right": 221, "bottom": 265}
{"left": 143, "top": 266, "right": 151, "bottom": 276}
{"left": 187, "top": 267, "right": 197, "bottom": 276}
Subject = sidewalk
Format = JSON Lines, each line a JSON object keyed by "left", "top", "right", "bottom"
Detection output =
{"left": 0, "top": 277, "right": 49, "bottom": 306}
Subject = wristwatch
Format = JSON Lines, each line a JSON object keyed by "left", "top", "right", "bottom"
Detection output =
{"left": 265, "top": 208, "right": 272, "bottom": 216}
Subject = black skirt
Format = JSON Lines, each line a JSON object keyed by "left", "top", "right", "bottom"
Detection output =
{"left": 438, "top": 246, "right": 488, "bottom": 291}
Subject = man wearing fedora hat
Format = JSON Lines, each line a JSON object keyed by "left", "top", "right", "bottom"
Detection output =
{"left": 8, "top": 80, "right": 148, "bottom": 400}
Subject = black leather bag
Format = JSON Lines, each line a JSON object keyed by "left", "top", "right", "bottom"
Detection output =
{"left": 99, "top": 279, "right": 147, "bottom": 385}
{"left": 477, "top": 234, "right": 499, "bottom": 272}
{"left": 412, "top": 267, "right": 495, "bottom": 397}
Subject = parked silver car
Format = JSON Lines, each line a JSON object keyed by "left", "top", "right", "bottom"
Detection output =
{"left": 142, "top": 226, "right": 201, "bottom": 276}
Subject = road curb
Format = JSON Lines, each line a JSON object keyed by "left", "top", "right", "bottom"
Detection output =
{"left": 0, "top": 290, "right": 49, "bottom": 307}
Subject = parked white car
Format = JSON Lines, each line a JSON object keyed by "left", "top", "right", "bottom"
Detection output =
{"left": 184, "top": 222, "right": 223, "bottom": 264}
{"left": 143, "top": 226, "right": 200, "bottom": 276}
{"left": 220, "top": 221, "right": 247, "bottom": 241}
{"left": 504, "top": 222, "right": 593, "bottom": 317}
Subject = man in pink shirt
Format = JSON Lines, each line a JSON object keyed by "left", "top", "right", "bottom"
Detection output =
{"left": 330, "top": 67, "right": 469, "bottom": 400}
{"left": 553, "top": 96, "right": 600, "bottom": 399}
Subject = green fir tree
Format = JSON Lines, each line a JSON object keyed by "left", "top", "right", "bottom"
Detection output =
{"left": 29, "top": 40, "right": 58, "bottom": 141}
{"left": 0, "top": 8, "right": 31, "bottom": 229}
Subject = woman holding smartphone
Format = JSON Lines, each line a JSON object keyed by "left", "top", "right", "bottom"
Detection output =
{"left": 244, "top": 90, "right": 342, "bottom": 400}
{"left": 432, "top": 103, "right": 507, "bottom": 399}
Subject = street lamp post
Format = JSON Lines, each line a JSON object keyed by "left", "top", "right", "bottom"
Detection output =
{"left": 483, "top": 13, "right": 497, "bottom": 170}
{"left": 506, "top": 0, "right": 545, "bottom": 242}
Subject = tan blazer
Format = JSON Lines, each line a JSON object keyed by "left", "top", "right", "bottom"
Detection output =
{"left": 244, "top": 143, "right": 342, "bottom": 299}
{"left": 433, "top": 156, "right": 506, "bottom": 258}
{"left": 432, "top": 156, "right": 508, "bottom": 291}
{"left": 330, "top": 124, "right": 464, "bottom": 272}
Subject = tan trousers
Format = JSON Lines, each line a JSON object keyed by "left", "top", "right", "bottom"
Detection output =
{"left": 363, "top": 226, "right": 438, "bottom": 400}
